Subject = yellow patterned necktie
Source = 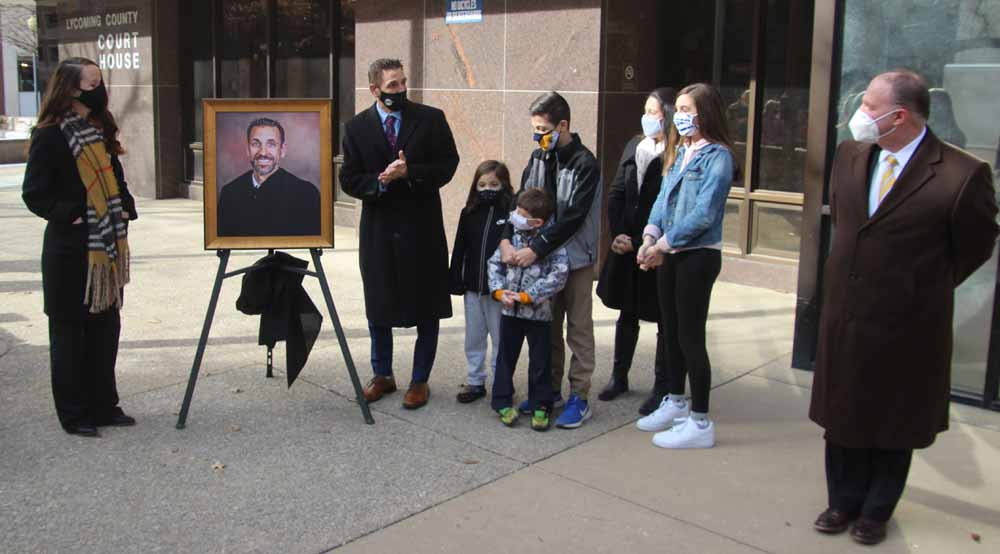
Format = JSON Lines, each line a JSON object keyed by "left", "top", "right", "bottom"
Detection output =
{"left": 877, "top": 154, "right": 898, "bottom": 203}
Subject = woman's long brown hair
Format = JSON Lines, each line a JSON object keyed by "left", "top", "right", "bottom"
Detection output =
{"left": 663, "top": 83, "right": 738, "bottom": 177}
{"left": 33, "top": 57, "right": 124, "bottom": 155}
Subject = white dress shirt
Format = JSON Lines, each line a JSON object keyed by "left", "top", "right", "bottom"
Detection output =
{"left": 868, "top": 126, "right": 927, "bottom": 216}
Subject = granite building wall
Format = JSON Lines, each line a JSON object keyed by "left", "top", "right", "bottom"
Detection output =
{"left": 353, "top": 0, "right": 603, "bottom": 244}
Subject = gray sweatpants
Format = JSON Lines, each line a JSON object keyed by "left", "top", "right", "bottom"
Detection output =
{"left": 463, "top": 291, "right": 503, "bottom": 386}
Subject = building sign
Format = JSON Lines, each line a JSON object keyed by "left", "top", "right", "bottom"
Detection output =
{"left": 61, "top": 8, "right": 143, "bottom": 70}
{"left": 445, "top": 0, "right": 483, "bottom": 24}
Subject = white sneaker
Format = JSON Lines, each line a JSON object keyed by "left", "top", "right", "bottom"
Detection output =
{"left": 652, "top": 416, "right": 715, "bottom": 449}
{"left": 636, "top": 397, "right": 690, "bottom": 432}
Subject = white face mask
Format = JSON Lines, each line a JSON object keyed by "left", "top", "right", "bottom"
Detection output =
{"left": 673, "top": 111, "right": 698, "bottom": 137}
{"left": 509, "top": 210, "right": 535, "bottom": 231}
{"left": 848, "top": 108, "right": 900, "bottom": 143}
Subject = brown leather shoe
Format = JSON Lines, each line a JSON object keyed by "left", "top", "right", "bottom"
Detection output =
{"left": 850, "top": 517, "right": 888, "bottom": 545}
{"left": 402, "top": 383, "right": 430, "bottom": 409}
{"left": 363, "top": 376, "right": 397, "bottom": 402}
{"left": 814, "top": 508, "right": 855, "bottom": 534}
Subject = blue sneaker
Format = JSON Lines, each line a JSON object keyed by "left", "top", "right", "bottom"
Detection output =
{"left": 519, "top": 392, "right": 564, "bottom": 414}
{"left": 555, "top": 394, "right": 591, "bottom": 429}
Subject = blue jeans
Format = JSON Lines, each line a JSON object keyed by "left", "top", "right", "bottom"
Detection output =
{"left": 368, "top": 320, "right": 440, "bottom": 384}
{"left": 491, "top": 316, "right": 553, "bottom": 412}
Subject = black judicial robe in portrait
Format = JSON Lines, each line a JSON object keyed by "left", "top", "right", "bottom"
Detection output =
{"left": 217, "top": 167, "right": 320, "bottom": 236}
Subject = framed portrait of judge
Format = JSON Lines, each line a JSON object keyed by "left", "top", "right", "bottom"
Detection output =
{"left": 202, "top": 99, "right": 334, "bottom": 249}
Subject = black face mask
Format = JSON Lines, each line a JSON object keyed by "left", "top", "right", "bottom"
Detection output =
{"left": 77, "top": 82, "right": 108, "bottom": 114}
{"left": 478, "top": 189, "right": 500, "bottom": 205}
{"left": 380, "top": 89, "right": 407, "bottom": 111}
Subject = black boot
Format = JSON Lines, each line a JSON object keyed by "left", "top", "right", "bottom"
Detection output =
{"left": 601, "top": 313, "right": 638, "bottom": 402}
{"left": 598, "top": 370, "right": 629, "bottom": 401}
{"left": 638, "top": 387, "right": 667, "bottom": 415}
{"left": 639, "top": 329, "right": 670, "bottom": 415}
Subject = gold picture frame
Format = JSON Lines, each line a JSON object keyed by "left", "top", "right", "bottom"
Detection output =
{"left": 203, "top": 98, "right": 334, "bottom": 250}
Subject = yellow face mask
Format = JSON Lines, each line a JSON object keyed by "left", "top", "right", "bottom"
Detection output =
{"left": 533, "top": 129, "right": 560, "bottom": 152}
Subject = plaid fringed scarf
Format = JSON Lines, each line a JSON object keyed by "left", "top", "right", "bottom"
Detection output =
{"left": 59, "top": 111, "right": 130, "bottom": 313}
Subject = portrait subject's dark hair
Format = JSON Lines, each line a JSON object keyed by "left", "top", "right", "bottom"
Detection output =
{"left": 34, "top": 56, "right": 123, "bottom": 155}
{"left": 530, "top": 91, "right": 571, "bottom": 128}
{"left": 368, "top": 58, "right": 404, "bottom": 86}
{"left": 246, "top": 118, "right": 285, "bottom": 144}
{"left": 516, "top": 188, "right": 555, "bottom": 222}
{"left": 465, "top": 160, "right": 514, "bottom": 211}
{"left": 880, "top": 68, "right": 930, "bottom": 120}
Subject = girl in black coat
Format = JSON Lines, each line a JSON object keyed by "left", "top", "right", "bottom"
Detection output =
{"left": 596, "top": 87, "right": 677, "bottom": 414}
{"left": 22, "top": 58, "right": 138, "bottom": 437}
{"left": 449, "top": 161, "right": 514, "bottom": 403}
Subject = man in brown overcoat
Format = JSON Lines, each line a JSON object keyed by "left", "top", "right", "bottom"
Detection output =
{"left": 810, "top": 69, "right": 998, "bottom": 545}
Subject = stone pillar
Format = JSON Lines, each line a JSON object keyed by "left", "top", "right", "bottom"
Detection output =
{"left": 35, "top": 0, "right": 183, "bottom": 199}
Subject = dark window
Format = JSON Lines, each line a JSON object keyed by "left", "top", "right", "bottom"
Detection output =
{"left": 756, "top": 0, "right": 814, "bottom": 194}
{"left": 17, "top": 58, "right": 35, "bottom": 92}
{"left": 274, "top": 0, "right": 332, "bottom": 98}
{"left": 220, "top": 0, "right": 268, "bottom": 98}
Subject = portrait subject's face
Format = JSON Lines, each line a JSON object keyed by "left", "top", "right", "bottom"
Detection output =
{"left": 247, "top": 125, "right": 286, "bottom": 181}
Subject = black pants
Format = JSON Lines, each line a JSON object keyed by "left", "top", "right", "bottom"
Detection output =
{"left": 48, "top": 310, "right": 122, "bottom": 429}
{"left": 825, "top": 440, "right": 913, "bottom": 522}
{"left": 613, "top": 311, "right": 667, "bottom": 386}
{"left": 491, "top": 316, "right": 553, "bottom": 412}
{"left": 657, "top": 249, "right": 721, "bottom": 414}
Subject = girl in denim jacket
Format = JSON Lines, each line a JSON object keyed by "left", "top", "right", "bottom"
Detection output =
{"left": 635, "top": 83, "right": 737, "bottom": 450}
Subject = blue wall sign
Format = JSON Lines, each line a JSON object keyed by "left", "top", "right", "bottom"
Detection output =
{"left": 445, "top": 0, "right": 483, "bottom": 24}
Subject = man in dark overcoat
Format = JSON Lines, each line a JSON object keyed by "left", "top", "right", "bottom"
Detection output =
{"left": 339, "top": 58, "right": 459, "bottom": 409}
{"left": 810, "top": 69, "right": 998, "bottom": 545}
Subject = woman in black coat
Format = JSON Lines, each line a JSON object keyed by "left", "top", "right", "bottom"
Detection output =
{"left": 596, "top": 87, "right": 676, "bottom": 414}
{"left": 22, "top": 58, "right": 138, "bottom": 437}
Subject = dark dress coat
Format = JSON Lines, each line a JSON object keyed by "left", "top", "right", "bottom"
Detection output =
{"left": 596, "top": 136, "right": 663, "bottom": 322}
{"left": 810, "top": 130, "right": 998, "bottom": 450}
{"left": 217, "top": 167, "right": 320, "bottom": 236}
{"left": 236, "top": 252, "right": 322, "bottom": 387}
{"left": 22, "top": 125, "right": 138, "bottom": 320}
{"left": 339, "top": 101, "right": 460, "bottom": 327}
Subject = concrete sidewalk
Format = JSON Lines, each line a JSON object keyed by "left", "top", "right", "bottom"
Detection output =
{"left": 1, "top": 188, "right": 998, "bottom": 553}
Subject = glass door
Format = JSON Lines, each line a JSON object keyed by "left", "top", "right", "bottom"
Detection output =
{"left": 655, "top": 0, "right": 814, "bottom": 260}
{"left": 831, "top": 0, "right": 1000, "bottom": 407}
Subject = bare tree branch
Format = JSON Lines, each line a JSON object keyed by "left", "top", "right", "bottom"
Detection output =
{"left": 0, "top": 3, "right": 38, "bottom": 54}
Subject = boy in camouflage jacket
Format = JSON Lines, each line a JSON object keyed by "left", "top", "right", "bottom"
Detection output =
{"left": 487, "top": 189, "right": 569, "bottom": 430}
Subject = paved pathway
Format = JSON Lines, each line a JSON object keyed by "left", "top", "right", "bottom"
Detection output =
{"left": 1, "top": 186, "right": 997, "bottom": 553}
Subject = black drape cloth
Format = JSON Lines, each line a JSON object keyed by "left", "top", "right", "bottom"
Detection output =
{"left": 236, "top": 252, "right": 322, "bottom": 386}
